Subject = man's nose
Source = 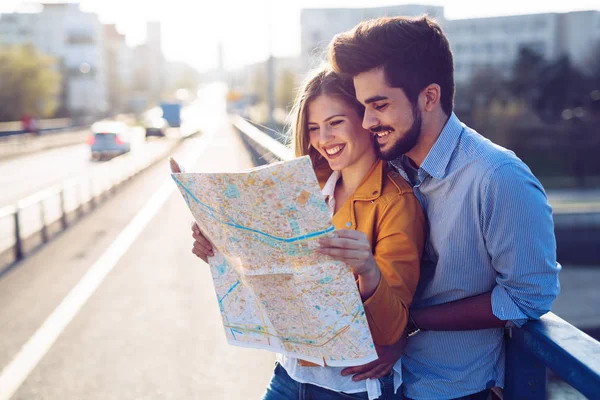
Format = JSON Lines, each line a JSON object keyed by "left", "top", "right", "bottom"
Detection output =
{"left": 363, "top": 109, "right": 379, "bottom": 131}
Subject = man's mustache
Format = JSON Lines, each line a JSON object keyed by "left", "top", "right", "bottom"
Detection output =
{"left": 370, "top": 125, "right": 394, "bottom": 134}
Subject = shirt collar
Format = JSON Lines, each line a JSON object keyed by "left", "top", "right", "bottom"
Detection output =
{"left": 419, "top": 112, "right": 464, "bottom": 180}
{"left": 321, "top": 160, "right": 384, "bottom": 203}
{"left": 321, "top": 169, "right": 340, "bottom": 205}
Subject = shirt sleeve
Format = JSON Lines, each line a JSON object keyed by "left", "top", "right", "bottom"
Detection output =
{"left": 482, "top": 162, "right": 561, "bottom": 327}
{"left": 362, "top": 191, "right": 425, "bottom": 345}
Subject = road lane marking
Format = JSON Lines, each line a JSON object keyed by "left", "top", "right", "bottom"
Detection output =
{"left": 0, "top": 132, "right": 214, "bottom": 400}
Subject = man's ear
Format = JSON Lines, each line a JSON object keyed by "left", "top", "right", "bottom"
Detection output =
{"left": 421, "top": 84, "right": 441, "bottom": 112}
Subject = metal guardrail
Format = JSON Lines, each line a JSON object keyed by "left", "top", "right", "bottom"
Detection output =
{"left": 230, "top": 115, "right": 293, "bottom": 161}
{"left": 506, "top": 313, "right": 600, "bottom": 399}
{"left": 231, "top": 113, "right": 600, "bottom": 399}
{"left": 0, "top": 129, "right": 91, "bottom": 160}
{"left": 0, "top": 117, "right": 94, "bottom": 137}
{"left": 0, "top": 135, "right": 187, "bottom": 273}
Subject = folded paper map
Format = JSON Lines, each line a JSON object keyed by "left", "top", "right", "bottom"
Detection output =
{"left": 170, "top": 156, "right": 377, "bottom": 366}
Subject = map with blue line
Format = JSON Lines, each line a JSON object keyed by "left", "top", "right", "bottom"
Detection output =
{"left": 171, "top": 156, "right": 376, "bottom": 366}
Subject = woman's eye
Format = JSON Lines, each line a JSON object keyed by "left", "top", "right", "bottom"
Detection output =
{"left": 374, "top": 103, "right": 388, "bottom": 111}
{"left": 330, "top": 120, "right": 343, "bottom": 126}
{"left": 308, "top": 126, "right": 319, "bottom": 132}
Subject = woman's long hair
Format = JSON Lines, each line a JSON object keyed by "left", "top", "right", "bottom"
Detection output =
{"left": 290, "top": 66, "right": 365, "bottom": 172}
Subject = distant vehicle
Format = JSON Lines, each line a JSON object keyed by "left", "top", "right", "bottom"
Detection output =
{"left": 88, "top": 120, "right": 131, "bottom": 161}
{"left": 144, "top": 116, "right": 168, "bottom": 138}
{"left": 160, "top": 102, "right": 182, "bottom": 128}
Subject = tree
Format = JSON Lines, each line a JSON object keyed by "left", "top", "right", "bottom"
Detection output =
{"left": 276, "top": 69, "right": 297, "bottom": 111}
{"left": 0, "top": 44, "right": 61, "bottom": 122}
{"left": 535, "top": 56, "right": 588, "bottom": 122}
{"left": 251, "top": 68, "right": 267, "bottom": 103}
{"left": 510, "top": 47, "right": 546, "bottom": 103}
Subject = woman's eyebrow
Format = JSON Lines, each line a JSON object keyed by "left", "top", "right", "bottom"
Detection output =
{"left": 308, "top": 114, "right": 346, "bottom": 125}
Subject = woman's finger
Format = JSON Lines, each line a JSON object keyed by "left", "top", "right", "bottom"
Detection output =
{"left": 318, "top": 237, "right": 361, "bottom": 249}
{"left": 194, "top": 241, "right": 214, "bottom": 257}
{"left": 193, "top": 240, "right": 211, "bottom": 254}
{"left": 193, "top": 232, "right": 213, "bottom": 249}
{"left": 317, "top": 247, "right": 363, "bottom": 259}
{"left": 191, "top": 247, "right": 208, "bottom": 263}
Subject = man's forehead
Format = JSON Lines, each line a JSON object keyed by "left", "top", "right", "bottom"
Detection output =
{"left": 353, "top": 69, "right": 391, "bottom": 102}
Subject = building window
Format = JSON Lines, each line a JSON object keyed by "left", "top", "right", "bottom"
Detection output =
{"left": 67, "top": 32, "right": 95, "bottom": 45}
{"left": 520, "top": 41, "right": 546, "bottom": 57}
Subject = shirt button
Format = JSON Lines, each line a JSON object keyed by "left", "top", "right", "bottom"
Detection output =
{"left": 346, "top": 222, "right": 352, "bottom": 227}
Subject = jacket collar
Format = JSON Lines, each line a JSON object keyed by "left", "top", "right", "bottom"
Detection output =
{"left": 350, "top": 159, "right": 385, "bottom": 201}
{"left": 317, "top": 159, "right": 385, "bottom": 202}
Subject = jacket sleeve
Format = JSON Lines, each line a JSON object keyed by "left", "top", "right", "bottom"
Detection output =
{"left": 362, "top": 191, "right": 425, "bottom": 345}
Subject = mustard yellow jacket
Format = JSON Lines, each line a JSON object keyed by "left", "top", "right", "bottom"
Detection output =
{"left": 318, "top": 160, "right": 425, "bottom": 345}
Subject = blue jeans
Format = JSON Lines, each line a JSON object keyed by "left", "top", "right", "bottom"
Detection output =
{"left": 262, "top": 362, "right": 401, "bottom": 400}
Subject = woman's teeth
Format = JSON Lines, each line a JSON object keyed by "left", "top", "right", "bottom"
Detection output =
{"left": 326, "top": 145, "right": 344, "bottom": 155}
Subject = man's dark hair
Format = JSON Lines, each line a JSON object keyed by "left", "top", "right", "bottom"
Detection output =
{"left": 329, "top": 15, "right": 455, "bottom": 115}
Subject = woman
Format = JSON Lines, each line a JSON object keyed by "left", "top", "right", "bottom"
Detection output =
{"left": 192, "top": 67, "right": 425, "bottom": 399}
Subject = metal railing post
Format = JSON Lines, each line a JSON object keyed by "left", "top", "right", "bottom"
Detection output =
{"left": 78, "top": 182, "right": 85, "bottom": 216}
{"left": 40, "top": 202, "right": 48, "bottom": 243}
{"left": 504, "top": 328, "right": 547, "bottom": 400}
{"left": 89, "top": 177, "right": 96, "bottom": 209}
{"left": 59, "top": 189, "right": 67, "bottom": 230}
{"left": 13, "top": 208, "right": 23, "bottom": 261}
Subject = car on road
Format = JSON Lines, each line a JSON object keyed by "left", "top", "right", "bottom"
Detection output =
{"left": 88, "top": 121, "right": 132, "bottom": 161}
{"left": 144, "top": 116, "right": 168, "bottom": 138}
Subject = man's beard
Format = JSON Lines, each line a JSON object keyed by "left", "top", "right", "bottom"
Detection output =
{"left": 374, "top": 105, "right": 422, "bottom": 161}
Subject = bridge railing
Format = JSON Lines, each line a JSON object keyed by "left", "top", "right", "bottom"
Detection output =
{"left": 0, "top": 134, "right": 186, "bottom": 275}
{"left": 231, "top": 113, "right": 600, "bottom": 399}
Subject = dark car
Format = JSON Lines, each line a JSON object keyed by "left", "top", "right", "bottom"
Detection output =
{"left": 144, "top": 116, "right": 168, "bottom": 138}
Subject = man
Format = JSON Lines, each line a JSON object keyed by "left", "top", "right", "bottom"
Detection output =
{"left": 328, "top": 16, "right": 561, "bottom": 399}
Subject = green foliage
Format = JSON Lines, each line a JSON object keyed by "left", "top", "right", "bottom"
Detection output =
{"left": 456, "top": 42, "right": 600, "bottom": 187}
{"left": 0, "top": 44, "right": 62, "bottom": 121}
{"left": 276, "top": 69, "right": 297, "bottom": 110}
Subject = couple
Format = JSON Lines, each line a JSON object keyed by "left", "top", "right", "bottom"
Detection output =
{"left": 192, "top": 16, "right": 561, "bottom": 400}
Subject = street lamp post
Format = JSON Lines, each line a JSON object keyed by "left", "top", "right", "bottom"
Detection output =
{"left": 266, "top": 0, "right": 276, "bottom": 130}
{"left": 79, "top": 62, "right": 91, "bottom": 118}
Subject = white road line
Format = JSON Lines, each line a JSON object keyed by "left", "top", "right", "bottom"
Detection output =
{"left": 0, "top": 133, "right": 213, "bottom": 400}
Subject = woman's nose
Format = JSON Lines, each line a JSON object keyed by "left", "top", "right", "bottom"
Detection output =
{"left": 319, "top": 126, "right": 334, "bottom": 142}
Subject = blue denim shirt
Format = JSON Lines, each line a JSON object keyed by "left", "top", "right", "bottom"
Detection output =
{"left": 391, "top": 113, "right": 561, "bottom": 399}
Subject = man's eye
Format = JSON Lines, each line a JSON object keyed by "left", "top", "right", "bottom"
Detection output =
{"left": 374, "top": 103, "right": 388, "bottom": 111}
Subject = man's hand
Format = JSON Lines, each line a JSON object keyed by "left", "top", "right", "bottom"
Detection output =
{"left": 341, "top": 335, "right": 407, "bottom": 381}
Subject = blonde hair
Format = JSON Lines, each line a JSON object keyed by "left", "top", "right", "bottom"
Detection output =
{"left": 290, "top": 65, "right": 365, "bottom": 171}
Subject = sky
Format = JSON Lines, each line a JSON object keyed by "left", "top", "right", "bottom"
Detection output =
{"left": 1, "top": 0, "right": 600, "bottom": 72}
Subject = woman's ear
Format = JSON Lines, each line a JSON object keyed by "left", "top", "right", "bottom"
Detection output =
{"left": 421, "top": 84, "right": 441, "bottom": 112}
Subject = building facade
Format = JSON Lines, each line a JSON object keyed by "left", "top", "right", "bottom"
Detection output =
{"left": 446, "top": 10, "right": 600, "bottom": 83}
{"left": 300, "top": 5, "right": 444, "bottom": 72}
{"left": 300, "top": 6, "right": 600, "bottom": 84}
{"left": 0, "top": 3, "right": 108, "bottom": 115}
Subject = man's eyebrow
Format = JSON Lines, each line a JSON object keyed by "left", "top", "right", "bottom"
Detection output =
{"left": 308, "top": 114, "right": 345, "bottom": 124}
{"left": 364, "top": 95, "right": 388, "bottom": 104}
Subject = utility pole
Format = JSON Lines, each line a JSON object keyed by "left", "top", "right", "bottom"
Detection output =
{"left": 266, "top": 0, "right": 276, "bottom": 129}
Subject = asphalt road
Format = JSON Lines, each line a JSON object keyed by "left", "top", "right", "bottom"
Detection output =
{"left": 0, "top": 132, "right": 174, "bottom": 207}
